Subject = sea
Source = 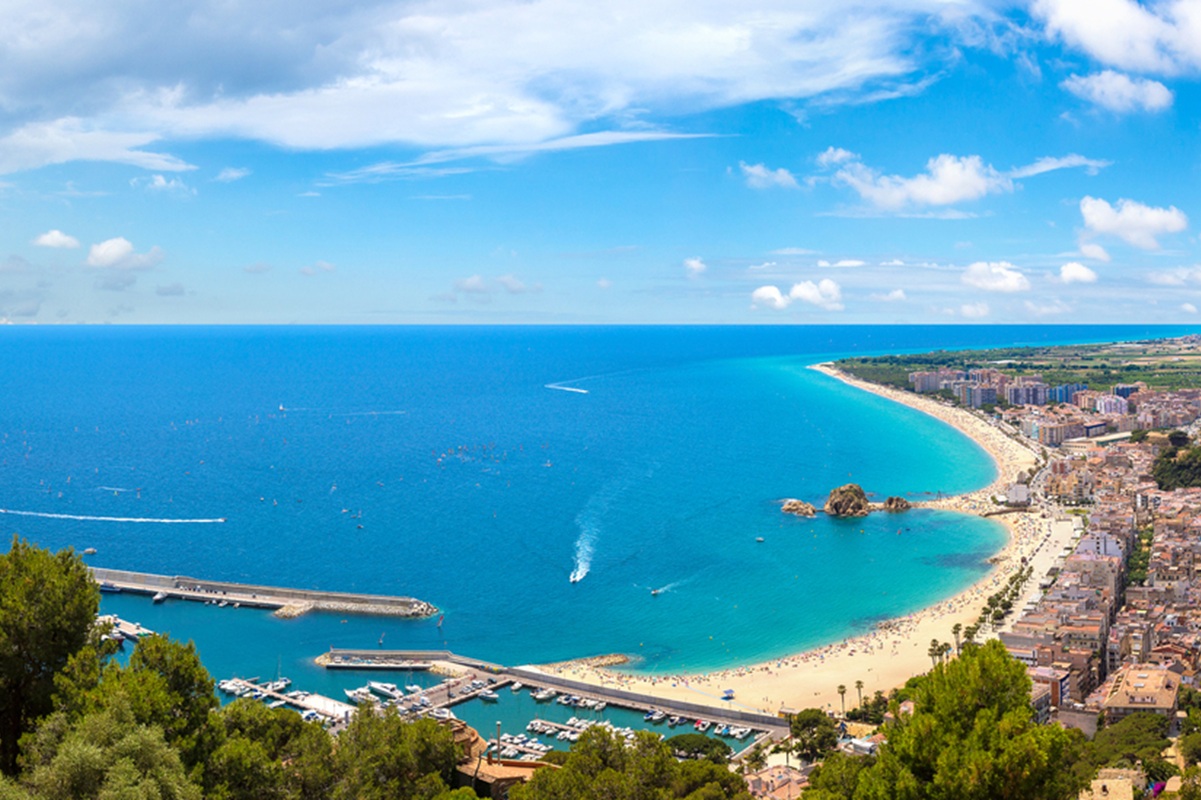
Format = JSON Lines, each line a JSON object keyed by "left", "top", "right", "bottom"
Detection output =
{"left": 0, "top": 324, "right": 1193, "bottom": 722}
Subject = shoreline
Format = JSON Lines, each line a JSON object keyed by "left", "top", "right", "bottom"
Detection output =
{"left": 531, "top": 363, "right": 1075, "bottom": 716}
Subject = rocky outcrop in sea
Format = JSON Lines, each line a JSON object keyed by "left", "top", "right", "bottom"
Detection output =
{"left": 824, "top": 483, "right": 871, "bottom": 517}
{"left": 781, "top": 498, "right": 817, "bottom": 517}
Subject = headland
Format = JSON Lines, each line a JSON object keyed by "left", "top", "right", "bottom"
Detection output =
{"left": 532, "top": 361, "right": 1077, "bottom": 715}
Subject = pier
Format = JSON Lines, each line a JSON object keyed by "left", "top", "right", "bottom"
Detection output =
{"left": 223, "top": 678, "right": 356, "bottom": 723}
{"left": 91, "top": 567, "right": 438, "bottom": 619}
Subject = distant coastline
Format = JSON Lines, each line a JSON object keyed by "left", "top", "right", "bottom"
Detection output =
{"left": 537, "top": 361, "right": 1076, "bottom": 715}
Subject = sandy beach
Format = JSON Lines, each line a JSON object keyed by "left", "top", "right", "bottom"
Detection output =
{"left": 526, "top": 363, "right": 1077, "bottom": 718}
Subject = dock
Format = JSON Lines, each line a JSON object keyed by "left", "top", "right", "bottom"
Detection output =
{"left": 91, "top": 567, "right": 438, "bottom": 619}
{"left": 317, "top": 649, "right": 434, "bottom": 671}
{"left": 224, "top": 678, "right": 356, "bottom": 723}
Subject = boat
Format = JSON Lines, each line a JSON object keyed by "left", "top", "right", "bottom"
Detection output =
{"left": 152, "top": 591, "right": 167, "bottom": 603}
{"left": 511, "top": 682, "right": 523, "bottom": 692}
{"left": 650, "top": 588, "right": 661, "bottom": 596}
{"left": 405, "top": 684, "right": 423, "bottom": 694}
{"left": 83, "top": 547, "right": 97, "bottom": 555}
{"left": 480, "top": 690, "right": 500, "bottom": 702}
{"left": 98, "top": 582, "right": 121, "bottom": 594}
{"left": 344, "top": 687, "right": 375, "bottom": 705}
{"left": 368, "top": 681, "right": 403, "bottom": 700}
{"left": 755, "top": 537, "right": 765, "bottom": 543}
{"left": 667, "top": 716, "right": 682, "bottom": 727}
{"left": 695, "top": 720, "right": 711, "bottom": 732}
{"left": 532, "top": 688, "right": 557, "bottom": 702}
{"left": 430, "top": 708, "right": 455, "bottom": 721}
{"left": 594, "top": 701, "right": 607, "bottom": 711}
{"left": 650, "top": 710, "right": 667, "bottom": 723}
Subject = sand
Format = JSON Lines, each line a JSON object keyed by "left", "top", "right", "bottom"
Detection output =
{"left": 528, "top": 363, "right": 1077, "bottom": 718}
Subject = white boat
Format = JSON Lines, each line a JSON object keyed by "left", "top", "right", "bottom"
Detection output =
{"left": 511, "top": 682, "right": 523, "bottom": 692}
{"left": 344, "top": 687, "right": 375, "bottom": 705}
{"left": 430, "top": 708, "right": 455, "bottom": 721}
{"left": 532, "top": 688, "right": 557, "bottom": 702}
{"left": 152, "top": 591, "right": 168, "bottom": 603}
{"left": 479, "top": 690, "right": 500, "bottom": 702}
{"left": 405, "top": 684, "right": 423, "bottom": 694}
{"left": 368, "top": 681, "right": 404, "bottom": 700}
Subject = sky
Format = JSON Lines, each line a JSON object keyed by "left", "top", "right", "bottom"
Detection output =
{"left": 2, "top": 0, "right": 1201, "bottom": 324}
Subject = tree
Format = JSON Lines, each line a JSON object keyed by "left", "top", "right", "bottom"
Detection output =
{"left": 665, "top": 733, "right": 732, "bottom": 764}
{"left": 21, "top": 702, "right": 200, "bottom": 800}
{"left": 0, "top": 538, "right": 99, "bottom": 775}
{"left": 838, "top": 685, "right": 847, "bottom": 717}
{"left": 790, "top": 709, "right": 839, "bottom": 763}
{"left": 741, "top": 741, "right": 767, "bottom": 774}
{"left": 854, "top": 680, "right": 864, "bottom": 710}
{"left": 951, "top": 624, "right": 962, "bottom": 655}
{"left": 332, "top": 707, "right": 460, "bottom": 800}
{"left": 853, "top": 640, "right": 1085, "bottom": 800}
{"left": 927, "top": 640, "right": 941, "bottom": 668}
{"left": 804, "top": 751, "right": 873, "bottom": 800}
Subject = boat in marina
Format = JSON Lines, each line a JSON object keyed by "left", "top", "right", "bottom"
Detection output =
{"left": 368, "top": 681, "right": 404, "bottom": 700}
{"left": 480, "top": 690, "right": 500, "bottom": 702}
{"left": 152, "top": 591, "right": 168, "bottom": 603}
{"left": 344, "top": 686, "right": 375, "bottom": 705}
{"left": 532, "top": 688, "right": 557, "bottom": 702}
{"left": 405, "top": 684, "right": 423, "bottom": 694}
{"left": 511, "top": 682, "right": 523, "bottom": 692}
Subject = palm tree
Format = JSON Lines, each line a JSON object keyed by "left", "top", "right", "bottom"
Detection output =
{"left": 854, "top": 679, "right": 864, "bottom": 709}
{"left": 952, "top": 623, "right": 962, "bottom": 655}
{"left": 928, "top": 639, "right": 942, "bottom": 667}
{"left": 940, "top": 642, "right": 953, "bottom": 662}
{"left": 837, "top": 684, "right": 846, "bottom": 717}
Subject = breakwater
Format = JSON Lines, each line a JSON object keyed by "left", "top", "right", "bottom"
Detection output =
{"left": 91, "top": 568, "right": 438, "bottom": 619}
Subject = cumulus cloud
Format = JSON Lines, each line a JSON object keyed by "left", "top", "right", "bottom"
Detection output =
{"left": 1079, "top": 242, "right": 1111, "bottom": 262}
{"left": 832, "top": 153, "right": 1012, "bottom": 210}
{"left": 1183, "top": 303, "right": 1198, "bottom": 314}
{"left": 32, "top": 229, "right": 80, "bottom": 248}
{"left": 215, "top": 167, "right": 250, "bottom": 182}
{"left": 1058, "top": 262, "right": 1098, "bottom": 284}
{"left": 684, "top": 257, "right": 706, "bottom": 278}
{"left": 817, "top": 259, "right": 866, "bottom": 267}
{"left": 816, "top": 147, "right": 856, "bottom": 168}
{"left": 960, "top": 302, "right": 990, "bottom": 318}
{"left": 751, "top": 279, "right": 844, "bottom": 311}
{"left": 497, "top": 274, "right": 537, "bottom": 293}
{"left": 1080, "top": 196, "right": 1188, "bottom": 249}
{"left": 871, "top": 289, "right": 907, "bottom": 301}
{"left": 961, "top": 261, "right": 1031, "bottom": 293}
{"left": 1033, "top": 0, "right": 1201, "bottom": 74}
{"left": 739, "top": 161, "right": 798, "bottom": 189}
{"left": 86, "top": 237, "right": 163, "bottom": 270}
{"left": 1062, "top": 70, "right": 1173, "bottom": 113}
{"left": 444, "top": 273, "right": 541, "bottom": 301}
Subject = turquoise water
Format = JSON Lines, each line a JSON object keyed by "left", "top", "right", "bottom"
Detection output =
{"left": 0, "top": 325, "right": 1190, "bottom": 692}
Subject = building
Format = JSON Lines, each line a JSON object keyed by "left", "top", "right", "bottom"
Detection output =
{"left": 1101, "top": 665, "right": 1180, "bottom": 724}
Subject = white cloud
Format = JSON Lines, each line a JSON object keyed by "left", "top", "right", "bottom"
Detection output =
{"left": 770, "top": 247, "right": 817, "bottom": 256}
{"left": 132, "top": 174, "right": 195, "bottom": 194}
{"left": 739, "top": 161, "right": 798, "bottom": 189}
{"left": 1080, "top": 196, "right": 1188, "bottom": 249}
{"left": 1033, "top": 0, "right": 1201, "bottom": 74}
{"left": 751, "top": 285, "right": 791, "bottom": 310}
{"left": 86, "top": 237, "right": 163, "bottom": 270}
{"left": 833, "top": 153, "right": 1012, "bottom": 211}
{"left": 961, "top": 261, "right": 1030, "bottom": 293}
{"left": 1079, "top": 242, "right": 1111, "bottom": 262}
{"left": 817, "top": 259, "right": 866, "bottom": 267}
{"left": 750, "top": 278, "right": 844, "bottom": 311}
{"left": 790, "top": 279, "right": 844, "bottom": 310}
{"left": 684, "top": 257, "right": 706, "bottom": 278}
{"left": 1024, "top": 299, "right": 1072, "bottom": 317}
{"left": 816, "top": 147, "right": 856, "bottom": 167}
{"left": 1061, "top": 71, "right": 1173, "bottom": 113}
{"left": 215, "top": 167, "right": 250, "bottom": 182}
{"left": 0, "top": 118, "right": 194, "bottom": 175}
{"left": 497, "top": 274, "right": 539, "bottom": 293}
{"left": 0, "top": 2, "right": 1002, "bottom": 169}
{"left": 32, "top": 229, "right": 80, "bottom": 248}
{"left": 1147, "top": 266, "right": 1201, "bottom": 286}
{"left": 960, "top": 302, "right": 990, "bottom": 318}
{"left": 1183, "top": 303, "right": 1198, "bottom": 314}
{"left": 879, "top": 259, "right": 905, "bottom": 266}
{"left": 455, "top": 275, "right": 490, "bottom": 294}
{"left": 596, "top": 277, "right": 611, "bottom": 289}
{"left": 1007, "top": 153, "right": 1111, "bottom": 178}
{"left": 871, "top": 289, "right": 907, "bottom": 301}
{"left": 1058, "top": 262, "right": 1098, "bottom": 284}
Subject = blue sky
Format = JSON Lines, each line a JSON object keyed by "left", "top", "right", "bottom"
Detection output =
{"left": 2, "top": 0, "right": 1200, "bottom": 323}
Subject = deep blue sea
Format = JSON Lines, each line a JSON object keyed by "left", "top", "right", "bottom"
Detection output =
{"left": 0, "top": 325, "right": 1194, "bottom": 701}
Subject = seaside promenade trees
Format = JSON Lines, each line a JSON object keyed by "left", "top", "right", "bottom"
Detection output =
{"left": 0, "top": 537, "right": 99, "bottom": 775}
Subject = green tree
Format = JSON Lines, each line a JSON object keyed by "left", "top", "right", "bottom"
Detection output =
{"left": 804, "top": 751, "right": 873, "bottom": 800}
{"left": 855, "top": 680, "right": 865, "bottom": 710}
{"left": 0, "top": 538, "right": 99, "bottom": 775}
{"left": 838, "top": 685, "right": 847, "bottom": 717}
{"left": 740, "top": 741, "right": 767, "bottom": 773}
{"left": 790, "top": 709, "right": 839, "bottom": 763}
{"left": 664, "top": 733, "right": 731, "bottom": 764}
{"left": 205, "top": 699, "right": 335, "bottom": 800}
{"left": 332, "top": 707, "right": 459, "bottom": 800}
{"left": 21, "top": 702, "right": 200, "bottom": 800}
{"left": 854, "top": 640, "right": 1084, "bottom": 800}
{"left": 951, "top": 624, "right": 962, "bottom": 656}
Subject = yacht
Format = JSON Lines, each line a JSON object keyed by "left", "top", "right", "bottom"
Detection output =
{"left": 152, "top": 591, "right": 168, "bottom": 603}
{"left": 368, "top": 681, "right": 404, "bottom": 700}
{"left": 480, "top": 690, "right": 500, "bottom": 702}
